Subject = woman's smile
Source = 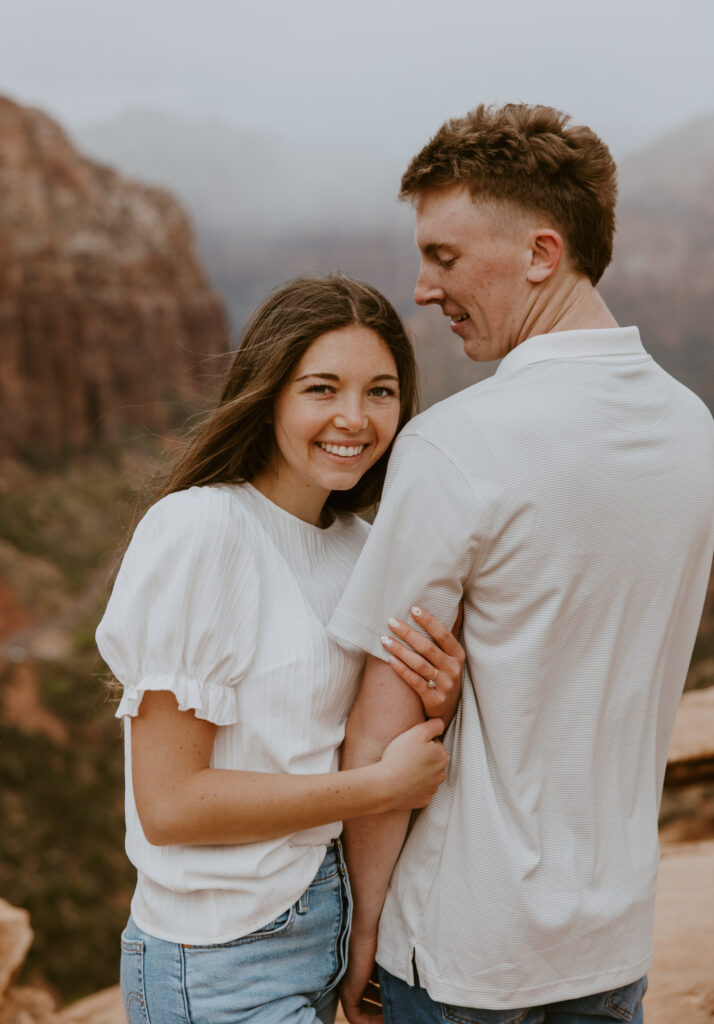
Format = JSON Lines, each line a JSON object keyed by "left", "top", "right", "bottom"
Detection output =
{"left": 316, "top": 442, "right": 368, "bottom": 459}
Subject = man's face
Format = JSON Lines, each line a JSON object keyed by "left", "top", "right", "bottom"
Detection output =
{"left": 413, "top": 184, "right": 534, "bottom": 362}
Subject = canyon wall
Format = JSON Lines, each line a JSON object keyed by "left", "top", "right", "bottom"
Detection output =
{"left": 0, "top": 96, "right": 229, "bottom": 458}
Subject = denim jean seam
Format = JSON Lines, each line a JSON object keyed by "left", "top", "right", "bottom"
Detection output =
{"left": 311, "top": 869, "right": 349, "bottom": 1007}
{"left": 604, "top": 992, "right": 634, "bottom": 1021}
{"left": 183, "top": 905, "right": 296, "bottom": 950}
{"left": 380, "top": 976, "right": 396, "bottom": 1024}
{"left": 604, "top": 976, "right": 647, "bottom": 1022}
{"left": 120, "top": 933, "right": 149, "bottom": 1024}
{"left": 121, "top": 938, "right": 144, "bottom": 954}
{"left": 179, "top": 942, "right": 193, "bottom": 1024}
{"left": 440, "top": 1006, "right": 529, "bottom": 1024}
{"left": 309, "top": 866, "right": 340, "bottom": 885}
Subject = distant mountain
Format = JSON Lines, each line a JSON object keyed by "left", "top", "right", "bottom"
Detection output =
{"left": 617, "top": 111, "right": 714, "bottom": 211}
{"left": 75, "top": 105, "right": 714, "bottom": 412}
{"left": 601, "top": 112, "right": 714, "bottom": 409}
{"left": 75, "top": 109, "right": 406, "bottom": 238}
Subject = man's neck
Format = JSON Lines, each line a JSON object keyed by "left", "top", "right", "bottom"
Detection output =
{"left": 518, "top": 276, "right": 618, "bottom": 345}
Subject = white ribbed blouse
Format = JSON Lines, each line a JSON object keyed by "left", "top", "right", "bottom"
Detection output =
{"left": 96, "top": 482, "right": 368, "bottom": 944}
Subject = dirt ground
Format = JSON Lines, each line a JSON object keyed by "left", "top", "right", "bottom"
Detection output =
{"left": 644, "top": 840, "right": 714, "bottom": 1022}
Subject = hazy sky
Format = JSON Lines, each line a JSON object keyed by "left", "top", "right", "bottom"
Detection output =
{"left": 2, "top": 0, "right": 713, "bottom": 166}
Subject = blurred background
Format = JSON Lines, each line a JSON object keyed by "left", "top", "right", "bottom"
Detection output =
{"left": 0, "top": 0, "right": 713, "bottom": 1009}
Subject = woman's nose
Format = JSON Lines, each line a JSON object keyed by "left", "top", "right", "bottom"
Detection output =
{"left": 333, "top": 401, "right": 368, "bottom": 432}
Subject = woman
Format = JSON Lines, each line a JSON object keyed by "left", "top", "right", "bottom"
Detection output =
{"left": 96, "top": 276, "right": 464, "bottom": 1024}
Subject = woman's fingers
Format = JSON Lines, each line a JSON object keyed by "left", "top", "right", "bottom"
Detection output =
{"left": 383, "top": 611, "right": 446, "bottom": 665}
{"left": 409, "top": 602, "right": 465, "bottom": 659}
{"left": 381, "top": 627, "right": 443, "bottom": 680}
{"left": 381, "top": 608, "right": 464, "bottom": 671}
{"left": 381, "top": 639, "right": 449, "bottom": 715}
{"left": 382, "top": 606, "right": 466, "bottom": 725}
{"left": 410, "top": 606, "right": 464, "bottom": 657}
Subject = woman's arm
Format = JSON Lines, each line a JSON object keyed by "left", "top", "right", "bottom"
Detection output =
{"left": 131, "top": 690, "right": 447, "bottom": 846}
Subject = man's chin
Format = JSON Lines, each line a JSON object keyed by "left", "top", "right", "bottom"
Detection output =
{"left": 462, "top": 338, "right": 490, "bottom": 362}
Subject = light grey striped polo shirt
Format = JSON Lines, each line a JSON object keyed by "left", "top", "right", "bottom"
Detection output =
{"left": 329, "top": 327, "right": 714, "bottom": 1008}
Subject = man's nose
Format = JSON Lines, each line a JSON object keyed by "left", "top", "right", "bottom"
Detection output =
{"left": 414, "top": 264, "right": 444, "bottom": 306}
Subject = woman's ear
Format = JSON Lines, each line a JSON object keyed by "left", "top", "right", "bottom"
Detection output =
{"left": 526, "top": 228, "right": 563, "bottom": 283}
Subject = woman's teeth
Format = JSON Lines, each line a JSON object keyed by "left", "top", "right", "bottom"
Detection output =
{"left": 318, "top": 443, "right": 366, "bottom": 457}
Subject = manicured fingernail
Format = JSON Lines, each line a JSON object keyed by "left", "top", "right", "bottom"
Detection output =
{"left": 387, "top": 618, "right": 400, "bottom": 630}
{"left": 381, "top": 635, "right": 393, "bottom": 647}
{"left": 411, "top": 606, "right": 422, "bottom": 617}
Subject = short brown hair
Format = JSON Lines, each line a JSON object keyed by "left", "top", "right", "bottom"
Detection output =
{"left": 156, "top": 275, "right": 418, "bottom": 516}
{"left": 400, "top": 103, "right": 617, "bottom": 285}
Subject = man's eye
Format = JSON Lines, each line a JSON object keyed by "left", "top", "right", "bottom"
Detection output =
{"left": 438, "top": 256, "right": 456, "bottom": 269}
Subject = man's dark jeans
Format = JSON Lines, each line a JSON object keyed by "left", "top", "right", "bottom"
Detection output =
{"left": 379, "top": 966, "right": 647, "bottom": 1024}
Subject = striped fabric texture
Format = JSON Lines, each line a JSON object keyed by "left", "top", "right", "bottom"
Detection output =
{"left": 329, "top": 327, "right": 714, "bottom": 1008}
{"left": 97, "top": 482, "right": 368, "bottom": 944}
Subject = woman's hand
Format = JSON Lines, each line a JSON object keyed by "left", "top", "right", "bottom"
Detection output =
{"left": 381, "top": 604, "right": 465, "bottom": 726}
{"left": 377, "top": 717, "right": 449, "bottom": 811}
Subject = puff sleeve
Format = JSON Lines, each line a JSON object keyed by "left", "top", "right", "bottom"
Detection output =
{"left": 96, "top": 486, "right": 259, "bottom": 725}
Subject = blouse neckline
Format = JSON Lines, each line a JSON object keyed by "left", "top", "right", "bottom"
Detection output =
{"left": 239, "top": 482, "right": 342, "bottom": 536}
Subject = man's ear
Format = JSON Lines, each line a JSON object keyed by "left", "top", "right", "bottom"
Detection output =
{"left": 526, "top": 229, "right": 563, "bottom": 283}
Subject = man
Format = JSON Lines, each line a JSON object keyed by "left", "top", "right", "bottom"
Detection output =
{"left": 328, "top": 104, "right": 714, "bottom": 1024}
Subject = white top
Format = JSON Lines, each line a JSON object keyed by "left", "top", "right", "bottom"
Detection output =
{"left": 96, "top": 482, "right": 368, "bottom": 944}
{"left": 329, "top": 327, "right": 714, "bottom": 1008}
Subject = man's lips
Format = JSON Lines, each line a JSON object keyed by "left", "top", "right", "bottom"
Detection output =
{"left": 449, "top": 312, "right": 470, "bottom": 334}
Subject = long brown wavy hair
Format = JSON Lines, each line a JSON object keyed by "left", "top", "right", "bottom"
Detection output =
{"left": 154, "top": 275, "right": 419, "bottom": 515}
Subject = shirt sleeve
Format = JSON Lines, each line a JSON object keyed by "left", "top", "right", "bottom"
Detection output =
{"left": 96, "top": 487, "right": 259, "bottom": 725}
{"left": 328, "top": 431, "right": 483, "bottom": 660}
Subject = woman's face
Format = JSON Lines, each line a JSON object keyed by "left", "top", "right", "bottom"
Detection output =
{"left": 258, "top": 324, "right": 401, "bottom": 525}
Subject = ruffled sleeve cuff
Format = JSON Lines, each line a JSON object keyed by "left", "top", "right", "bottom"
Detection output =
{"left": 115, "top": 674, "right": 241, "bottom": 727}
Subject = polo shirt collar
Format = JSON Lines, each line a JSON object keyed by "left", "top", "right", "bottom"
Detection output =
{"left": 495, "top": 326, "right": 645, "bottom": 378}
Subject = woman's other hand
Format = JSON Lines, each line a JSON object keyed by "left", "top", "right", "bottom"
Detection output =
{"left": 378, "top": 717, "right": 448, "bottom": 810}
{"left": 381, "top": 604, "right": 465, "bottom": 726}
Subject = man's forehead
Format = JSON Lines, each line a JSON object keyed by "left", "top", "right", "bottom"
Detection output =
{"left": 413, "top": 185, "right": 482, "bottom": 249}
{"left": 414, "top": 186, "right": 535, "bottom": 249}
{"left": 414, "top": 183, "right": 471, "bottom": 218}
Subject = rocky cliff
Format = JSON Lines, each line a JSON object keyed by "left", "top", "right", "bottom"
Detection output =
{"left": 0, "top": 95, "right": 229, "bottom": 459}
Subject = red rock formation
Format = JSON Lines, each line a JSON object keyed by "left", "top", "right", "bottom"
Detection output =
{"left": 0, "top": 900, "right": 33, "bottom": 998}
{"left": 0, "top": 95, "right": 230, "bottom": 458}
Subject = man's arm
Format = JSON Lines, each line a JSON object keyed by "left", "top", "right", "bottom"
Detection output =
{"left": 339, "top": 654, "right": 425, "bottom": 1024}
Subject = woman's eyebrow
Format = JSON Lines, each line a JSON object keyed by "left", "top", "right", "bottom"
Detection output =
{"left": 294, "top": 372, "right": 339, "bottom": 382}
{"left": 294, "top": 372, "right": 400, "bottom": 383}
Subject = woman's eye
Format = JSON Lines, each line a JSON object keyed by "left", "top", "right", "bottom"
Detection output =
{"left": 304, "top": 384, "right": 334, "bottom": 394}
{"left": 369, "top": 386, "right": 398, "bottom": 398}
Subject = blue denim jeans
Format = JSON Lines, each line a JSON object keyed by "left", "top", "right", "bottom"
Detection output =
{"left": 379, "top": 967, "right": 647, "bottom": 1024}
{"left": 120, "top": 841, "right": 351, "bottom": 1024}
